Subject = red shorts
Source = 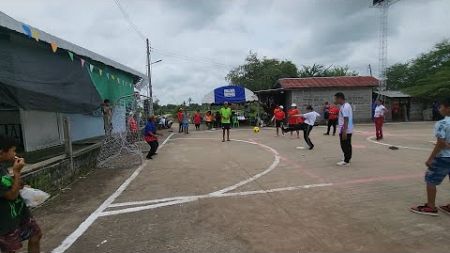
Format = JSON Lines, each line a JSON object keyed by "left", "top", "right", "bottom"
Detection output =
{"left": 0, "top": 217, "right": 41, "bottom": 252}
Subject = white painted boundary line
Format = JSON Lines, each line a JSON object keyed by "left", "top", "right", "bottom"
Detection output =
{"left": 210, "top": 139, "right": 280, "bottom": 196}
{"left": 100, "top": 183, "right": 332, "bottom": 217}
{"left": 366, "top": 136, "right": 432, "bottom": 151}
{"left": 52, "top": 133, "right": 176, "bottom": 253}
{"left": 102, "top": 137, "right": 281, "bottom": 216}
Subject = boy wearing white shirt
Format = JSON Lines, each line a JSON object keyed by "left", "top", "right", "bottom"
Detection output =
{"left": 374, "top": 99, "right": 387, "bottom": 140}
{"left": 283, "top": 105, "right": 320, "bottom": 150}
{"left": 302, "top": 105, "right": 321, "bottom": 150}
{"left": 335, "top": 92, "right": 353, "bottom": 166}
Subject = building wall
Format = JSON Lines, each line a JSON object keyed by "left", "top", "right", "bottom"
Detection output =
{"left": 20, "top": 110, "right": 63, "bottom": 152}
{"left": 20, "top": 110, "right": 107, "bottom": 152}
{"left": 410, "top": 98, "right": 425, "bottom": 121}
{"left": 0, "top": 110, "right": 23, "bottom": 147}
{"left": 288, "top": 87, "right": 373, "bottom": 122}
{"left": 65, "top": 113, "right": 104, "bottom": 142}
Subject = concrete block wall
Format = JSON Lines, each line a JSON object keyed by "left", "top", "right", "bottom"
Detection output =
{"left": 410, "top": 99, "right": 425, "bottom": 121}
{"left": 288, "top": 87, "right": 373, "bottom": 122}
{"left": 22, "top": 144, "right": 100, "bottom": 195}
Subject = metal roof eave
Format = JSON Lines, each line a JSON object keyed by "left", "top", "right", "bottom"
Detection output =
{"left": 0, "top": 11, "right": 146, "bottom": 82}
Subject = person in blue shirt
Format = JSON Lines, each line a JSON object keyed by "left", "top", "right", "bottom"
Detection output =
{"left": 411, "top": 97, "right": 450, "bottom": 216}
{"left": 144, "top": 116, "right": 162, "bottom": 159}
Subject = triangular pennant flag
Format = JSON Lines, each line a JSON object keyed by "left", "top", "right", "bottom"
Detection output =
{"left": 106, "top": 73, "right": 110, "bottom": 79}
{"left": 68, "top": 51, "right": 74, "bottom": 61}
{"left": 80, "top": 58, "right": 85, "bottom": 67}
{"left": 111, "top": 75, "right": 115, "bottom": 80}
{"left": 50, "top": 42, "right": 58, "bottom": 53}
{"left": 99, "top": 69, "right": 103, "bottom": 76}
{"left": 89, "top": 64, "right": 94, "bottom": 72}
{"left": 22, "top": 24, "right": 32, "bottom": 38}
{"left": 31, "top": 29, "right": 40, "bottom": 41}
{"left": 117, "top": 78, "right": 120, "bottom": 84}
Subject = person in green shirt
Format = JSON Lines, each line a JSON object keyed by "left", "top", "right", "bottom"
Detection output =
{"left": 220, "top": 102, "right": 232, "bottom": 142}
{"left": 0, "top": 135, "right": 42, "bottom": 253}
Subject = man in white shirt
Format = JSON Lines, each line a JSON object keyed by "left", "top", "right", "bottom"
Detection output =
{"left": 335, "top": 92, "right": 353, "bottom": 166}
{"left": 281, "top": 105, "right": 320, "bottom": 150}
{"left": 301, "top": 105, "right": 321, "bottom": 150}
{"left": 374, "top": 99, "right": 387, "bottom": 140}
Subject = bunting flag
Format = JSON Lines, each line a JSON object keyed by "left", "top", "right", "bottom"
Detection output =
{"left": 80, "top": 58, "right": 85, "bottom": 67}
{"left": 22, "top": 24, "right": 32, "bottom": 38}
{"left": 68, "top": 51, "right": 74, "bottom": 61}
{"left": 111, "top": 75, "right": 115, "bottom": 80}
{"left": 50, "top": 42, "right": 58, "bottom": 53}
{"left": 117, "top": 78, "right": 120, "bottom": 84}
{"left": 89, "top": 64, "right": 94, "bottom": 72}
{"left": 99, "top": 69, "right": 103, "bottom": 76}
{"left": 31, "top": 29, "right": 40, "bottom": 41}
{"left": 106, "top": 73, "right": 110, "bottom": 79}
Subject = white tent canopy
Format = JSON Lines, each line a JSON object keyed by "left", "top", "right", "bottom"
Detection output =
{"left": 202, "top": 85, "right": 258, "bottom": 104}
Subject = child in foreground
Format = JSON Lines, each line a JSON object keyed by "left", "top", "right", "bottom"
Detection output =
{"left": 411, "top": 97, "right": 450, "bottom": 216}
{"left": 0, "top": 135, "right": 42, "bottom": 253}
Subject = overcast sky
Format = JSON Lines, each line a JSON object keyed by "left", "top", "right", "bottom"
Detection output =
{"left": 2, "top": 0, "right": 449, "bottom": 105}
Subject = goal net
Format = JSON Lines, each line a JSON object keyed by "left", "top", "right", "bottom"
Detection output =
{"left": 96, "top": 94, "right": 148, "bottom": 169}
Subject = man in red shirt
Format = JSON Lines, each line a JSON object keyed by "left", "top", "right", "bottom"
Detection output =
{"left": 324, "top": 104, "right": 339, "bottom": 136}
{"left": 287, "top": 103, "right": 303, "bottom": 138}
{"left": 177, "top": 108, "right": 184, "bottom": 133}
{"left": 273, "top": 105, "right": 286, "bottom": 136}
{"left": 193, "top": 110, "right": 202, "bottom": 131}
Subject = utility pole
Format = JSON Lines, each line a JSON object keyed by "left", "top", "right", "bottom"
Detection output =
{"left": 146, "top": 38, "right": 153, "bottom": 116}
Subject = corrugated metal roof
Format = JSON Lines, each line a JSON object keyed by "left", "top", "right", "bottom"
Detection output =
{"left": 278, "top": 76, "right": 379, "bottom": 89}
{"left": 0, "top": 11, "right": 146, "bottom": 81}
{"left": 374, "top": 90, "right": 411, "bottom": 98}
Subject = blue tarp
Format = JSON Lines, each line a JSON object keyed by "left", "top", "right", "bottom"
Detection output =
{"left": 203, "top": 85, "right": 258, "bottom": 104}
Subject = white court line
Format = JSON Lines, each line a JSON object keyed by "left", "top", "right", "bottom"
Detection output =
{"left": 165, "top": 137, "right": 281, "bottom": 196}
{"left": 52, "top": 133, "right": 176, "bottom": 253}
{"left": 100, "top": 183, "right": 332, "bottom": 217}
{"left": 210, "top": 139, "right": 280, "bottom": 196}
{"left": 366, "top": 136, "right": 432, "bottom": 151}
{"left": 103, "top": 137, "right": 281, "bottom": 216}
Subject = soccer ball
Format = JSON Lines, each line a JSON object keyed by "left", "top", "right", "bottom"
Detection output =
{"left": 253, "top": 127, "right": 260, "bottom": 133}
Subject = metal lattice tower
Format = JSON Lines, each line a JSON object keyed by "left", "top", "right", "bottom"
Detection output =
{"left": 374, "top": 0, "right": 400, "bottom": 92}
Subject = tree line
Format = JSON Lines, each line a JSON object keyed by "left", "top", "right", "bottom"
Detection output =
{"left": 386, "top": 40, "right": 450, "bottom": 100}
{"left": 225, "top": 51, "right": 358, "bottom": 92}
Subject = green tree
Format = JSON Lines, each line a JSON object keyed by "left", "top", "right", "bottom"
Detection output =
{"left": 225, "top": 52, "right": 298, "bottom": 91}
{"left": 298, "top": 64, "right": 358, "bottom": 77}
{"left": 386, "top": 39, "right": 450, "bottom": 99}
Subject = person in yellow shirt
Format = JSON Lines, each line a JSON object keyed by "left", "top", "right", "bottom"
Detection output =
{"left": 220, "top": 102, "right": 232, "bottom": 142}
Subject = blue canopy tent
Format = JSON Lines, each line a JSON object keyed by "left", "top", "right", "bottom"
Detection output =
{"left": 202, "top": 85, "right": 258, "bottom": 104}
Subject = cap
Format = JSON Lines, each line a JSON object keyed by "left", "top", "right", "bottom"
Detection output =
{"left": 291, "top": 103, "right": 297, "bottom": 107}
{"left": 279, "top": 105, "right": 284, "bottom": 109}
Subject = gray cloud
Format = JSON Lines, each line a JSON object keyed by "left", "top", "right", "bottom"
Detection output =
{"left": 1, "top": 0, "right": 450, "bottom": 104}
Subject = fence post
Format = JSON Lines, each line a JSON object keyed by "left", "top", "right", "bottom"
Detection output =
{"left": 63, "top": 116, "right": 74, "bottom": 171}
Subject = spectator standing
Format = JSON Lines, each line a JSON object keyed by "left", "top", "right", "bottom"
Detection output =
{"left": 374, "top": 100, "right": 388, "bottom": 140}
{"left": 335, "top": 92, "right": 354, "bottom": 166}
{"left": 193, "top": 110, "right": 202, "bottom": 131}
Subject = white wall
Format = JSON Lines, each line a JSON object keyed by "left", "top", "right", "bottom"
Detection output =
{"left": 20, "top": 110, "right": 63, "bottom": 152}
{"left": 65, "top": 113, "right": 104, "bottom": 142}
{"left": 20, "top": 110, "right": 107, "bottom": 152}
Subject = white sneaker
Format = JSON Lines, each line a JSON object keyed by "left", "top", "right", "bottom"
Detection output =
{"left": 336, "top": 161, "right": 350, "bottom": 166}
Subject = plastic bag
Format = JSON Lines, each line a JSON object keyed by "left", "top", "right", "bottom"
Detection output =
{"left": 20, "top": 187, "right": 50, "bottom": 207}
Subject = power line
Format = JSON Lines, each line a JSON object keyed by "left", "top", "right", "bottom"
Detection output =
{"left": 112, "top": 0, "right": 234, "bottom": 70}
{"left": 112, "top": 0, "right": 146, "bottom": 40}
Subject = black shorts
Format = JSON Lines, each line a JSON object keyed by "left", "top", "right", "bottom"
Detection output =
{"left": 275, "top": 120, "right": 283, "bottom": 128}
{"left": 222, "top": 123, "right": 231, "bottom": 129}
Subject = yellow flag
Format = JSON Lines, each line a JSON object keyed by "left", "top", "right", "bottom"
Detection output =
{"left": 50, "top": 42, "right": 58, "bottom": 53}
{"left": 31, "top": 29, "right": 40, "bottom": 41}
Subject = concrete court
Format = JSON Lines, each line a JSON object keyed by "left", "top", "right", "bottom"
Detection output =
{"left": 33, "top": 121, "right": 450, "bottom": 253}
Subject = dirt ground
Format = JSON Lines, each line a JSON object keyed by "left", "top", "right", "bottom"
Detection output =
{"left": 31, "top": 122, "right": 450, "bottom": 253}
